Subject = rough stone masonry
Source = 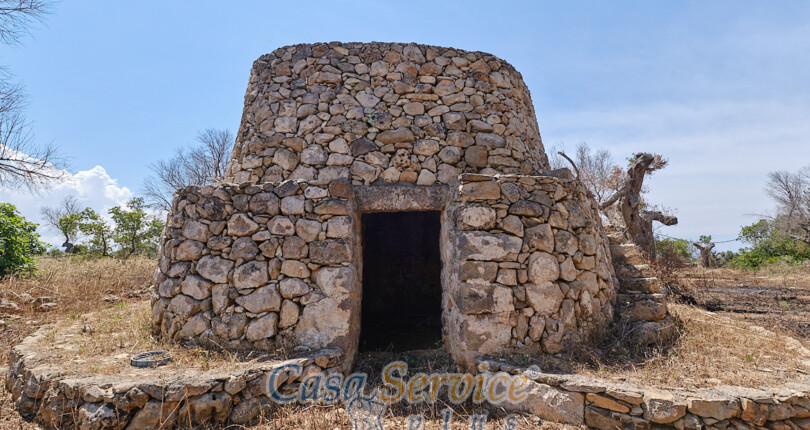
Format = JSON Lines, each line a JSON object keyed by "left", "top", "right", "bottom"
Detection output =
{"left": 151, "top": 42, "right": 619, "bottom": 370}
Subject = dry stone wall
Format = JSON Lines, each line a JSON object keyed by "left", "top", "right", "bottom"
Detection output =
{"left": 152, "top": 179, "right": 361, "bottom": 371}
{"left": 446, "top": 174, "right": 616, "bottom": 365}
{"left": 481, "top": 357, "right": 810, "bottom": 430}
{"left": 153, "top": 172, "right": 617, "bottom": 369}
{"left": 7, "top": 324, "right": 344, "bottom": 429}
{"left": 226, "top": 42, "right": 549, "bottom": 186}
{"left": 153, "top": 42, "right": 618, "bottom": 371}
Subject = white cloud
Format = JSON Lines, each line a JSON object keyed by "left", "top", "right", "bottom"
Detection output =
{"left": 0, "top": 165, "right": 133, "bottom": 249}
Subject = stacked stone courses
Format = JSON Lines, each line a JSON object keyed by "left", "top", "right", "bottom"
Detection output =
{"left": 226, "top": 41, "right": 550, "bottom": 185}
{"left": 152, "top": 42, "right": 618, "bottom": 369}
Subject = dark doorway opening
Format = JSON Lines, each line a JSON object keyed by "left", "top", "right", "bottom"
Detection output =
{"left": 359, "top": 211, "right": 443, "bottom": 352}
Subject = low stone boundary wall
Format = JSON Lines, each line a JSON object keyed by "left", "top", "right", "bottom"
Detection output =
{"left": 6, "top": 324, "right": 343, "bottom": 429}
{"left": 480, "top": 358, "right": 810, "bottom": 429}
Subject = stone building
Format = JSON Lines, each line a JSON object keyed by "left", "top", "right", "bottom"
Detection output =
{"left": 151, "top": 42, "right": 619, "bottom": 370}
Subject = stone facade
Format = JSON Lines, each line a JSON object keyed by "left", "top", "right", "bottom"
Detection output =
{"left": 152, "top": 172, "right": 616, "bottom": 369}
{"left": 226, "top": 42, "right": 549, "bottom": 186}
{"left": 151, "top": 42, "right": 616, "bottom": 370}
{"left": 446, "top": 174, "right": 616, "bottom": 365}
{"left": 152, "top": 180, "right": 360, "bottom": 372}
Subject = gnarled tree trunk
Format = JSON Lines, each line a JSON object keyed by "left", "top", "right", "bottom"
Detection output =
{"left": 600, "top": 153, "right": 678, "bottom": 259}
{"left": 693, "top": 242, "right": 715, "bottom": 268}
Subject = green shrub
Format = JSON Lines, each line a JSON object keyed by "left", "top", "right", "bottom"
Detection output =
{"left": 0, "top": 202, "right": 46, "bottom": 277}
{"left": 730, "top": 219, "right": 810, "bottom": 270}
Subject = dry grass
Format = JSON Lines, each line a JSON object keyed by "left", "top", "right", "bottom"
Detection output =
{"left": 0, "top": 256, "right": 154, "bottom": 364}
{"left": 575, "top": 303, "right": 809, "bottom": 390}
{"left": 35, "top": 300, "right": 255, "bottom": 375}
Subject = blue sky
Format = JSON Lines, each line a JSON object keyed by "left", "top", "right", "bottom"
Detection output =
{"left": 2, "top": 1, "right": 810, "bottom": 250}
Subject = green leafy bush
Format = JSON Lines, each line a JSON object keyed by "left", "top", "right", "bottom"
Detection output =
{"left": 0, "top": 202, "right": 45, "bottom": 277}
{"left": 730, "top": 219, "right": 810, "bottom": 270}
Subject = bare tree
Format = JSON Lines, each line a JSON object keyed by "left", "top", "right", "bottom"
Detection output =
{"left": 693, "top": 236, "right": 716, "bottom": 268}
{"left": 0, "top": 82, "right": 65, "bottom": 189}
{"left": 141, "top": 128, "right": 233, "bottom": 211}
{"left": 0, "top": 0, "right": 55, "bottom": 45}
{"left": 41, "top": 195, "right": 81, "bottom": 252}
{"left": 574, "top": 143, "right": 623, "bottom": 205}
{"left": 549, "top": 143, "right": 623, "bottom": 205}
{"left": 765, "top": 167, "right": 810, "bottom": 244}
{"left": 600, "top": 153, "right": 678, "bottom": 258}
{"left": 0, "top": 0, "right": 64, "bottom": 190}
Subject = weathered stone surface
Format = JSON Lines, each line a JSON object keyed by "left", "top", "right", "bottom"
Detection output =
{"left": 525, "top": 281, "right": 565, "bottom": 315}
{"left": 231, "top": 237, "right": 259, "bottom": 260}
{"left": 245, "top": 313, "right": 278, "bottom": 341}
{"left": 587, "top": 393, "right": 631, "bottom": 413}
{"left": 279, "top": 300, "right": 300, "bottom": 328}
{"left": 309, "top": 239, "right": 351, "bottom": 264}
{"left": 128, "top": 400, "right": 179, "bottom": 429}
{"left": 295, "top": 218, "right": 321, "bottom": 241}
{"left": 233, "top": 261, "right": 268, "bottom": 290}
{"left": 457, "top": 205, "right": 497, "bottom": 230}
{"left": 279, "top": 278, "right": 310, "bottom": 298}
{"left": 180, "top": 275, "right": 212, "bottom": 301}
{"left": 282, "top": 236, "right": 308, "bottom": 259}
{"left": 235, "top": 285, "right": 281, "bottom": 313}
{"left": 465, "top": 145, "right": 488, "bottom": 168}
{"left": 459, "top": 313, "right": 511, "bottom": 353}
{"left": 350, "top": 138, "right": 378, "bottom": 156}
{"left": 228, "top": 213, "right": 260, "bottom": 237}
{"left": 643, "top": 390, "right": 687, "bottom": 424}
{"left": 281, "top": 196, "right": 306, "bottom": 215}
{"left": 555, "top": 230, "right": 579, "bottom": 255}
{"left": 458, "top": 231, "right": 522, "bottom": 261}
{"left": 377, "top": 127, "right": 414, "bottom": 145}
{"left": 182, "top": 220, "right": 209, "bottom": 242}
{"left": 687, "top": 395, "right": 740, "bottom": 420}
{"left": 510, "top": 200, "right": 544, "bottom": 217}
{"left": 505, "top": 379, "right": 585, "bottom": 425}
{"left": 176, "top": 240, "right": 204, "bottom": 261}
{"left": 460, "top": 261, "right": 499, "bottom": 282}
{"left": 500, "top": 215, "right": 524, "bottom": 237}
{"left": 281, "top": 260, "right": 310, "bottom": 278}
{"left": 249, "top": 192, "right": 280, "bottom": 215}
{"left": 456, "top": 283, "right": 513, "bottom": 314}
{"left": 314, "top": 266, "right": 355, "bottom": 297}
{"left": 325, "top": 216, "right": 352, "bottom": 238}
{"left": 525, "top": 224, "right": 554, "bottom": 253}
{"left": 460, "top": 181, "right": 500, "bottom": 200}
{"left": 196, "top": 256, "right": 234, "bottom": 284}
{"left": 528, "top": 252, "right": 560, "bottom": 283}
{"left": 268, "top": 216, "right": 295, "bottom": 236}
